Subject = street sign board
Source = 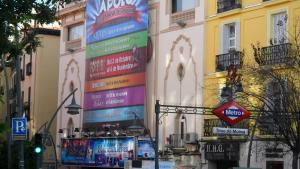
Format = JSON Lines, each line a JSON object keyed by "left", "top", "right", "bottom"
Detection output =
{"left": 213, "top": 101, "right": 250, "bottom": 125}
{"left": 213, "top": 127, "right": 248, "bottom": 135}
{"left": 12, "top": 117, "right": 27, "bottom": 141}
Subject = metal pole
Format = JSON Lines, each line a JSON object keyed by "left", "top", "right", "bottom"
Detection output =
{"left": 155, "top": 100, "right": 160, "bottom": 169}
{"left": 49, "top": 133, "right": 58, "bottom": 169}
{"left": 15, "top": 51, "right": 24, "bottom": 169}
{"left": 40, "top": 88, "right": 78, "bottom": 168}
{"left": 2, "top": 57, "right": 12, "bottom": 169}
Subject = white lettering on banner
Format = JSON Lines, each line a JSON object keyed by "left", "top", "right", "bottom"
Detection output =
{"left": 99, "top": 0, "right": 139, "bottom": 14}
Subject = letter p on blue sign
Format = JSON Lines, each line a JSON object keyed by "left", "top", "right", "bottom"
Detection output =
{"left": 12, "top": 117, "right": 27, "bottom": 141}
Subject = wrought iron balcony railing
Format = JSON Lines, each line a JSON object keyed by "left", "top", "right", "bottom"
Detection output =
{"left": 217, "top": 0, "right": 241, "bottom": 13}
{"left": 216, "top": 51, "right": 243, "bottom": 72}
{"left": 256, "top": 43, "right": 291, "bottom": 66}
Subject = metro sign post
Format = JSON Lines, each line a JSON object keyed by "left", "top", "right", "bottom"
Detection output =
{"left": 213, "top": 101, "right": 250, "bottom": 125}
{"left": 12, "top": 117, "right": 27, "bottom": 141}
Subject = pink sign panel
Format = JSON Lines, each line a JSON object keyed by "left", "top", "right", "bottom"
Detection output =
{"left": 84, "top": 86, "right": 145, "bottom": 110}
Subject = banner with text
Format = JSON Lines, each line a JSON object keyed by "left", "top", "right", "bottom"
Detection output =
{"left": 85, "top": 0, "right": 148, "bottom": 128}
{"left": 86, "top": 0, "right": 148, "bottom": 44}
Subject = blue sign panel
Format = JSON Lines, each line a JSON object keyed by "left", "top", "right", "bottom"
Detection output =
{"left": 12, "top": 117, "right": 27, "bottom": 141}
{"left": 86, "top": 0, "right": 148, "bottom": 44}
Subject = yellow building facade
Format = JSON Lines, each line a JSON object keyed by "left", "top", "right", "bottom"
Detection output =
{"left": 203, "top": 0, "right": 300, "bottom": 169}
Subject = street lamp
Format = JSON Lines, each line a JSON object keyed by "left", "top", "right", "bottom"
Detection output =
{"left": 37, "top": 88, "right": 81, "bottom": 169}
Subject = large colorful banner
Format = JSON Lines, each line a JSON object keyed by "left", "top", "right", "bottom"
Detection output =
{"left": 86, "top": 0, "right": 148, "bottom": 44}
{"left": 84, "top": 86, "right": 145, "bottom": 110}
{"left": 85, "top": 0, "right": 148, "bottom": 128}
{"left": 86, "top": 47, "right": 147, "bottom": 81}
{"left": 61, "top": 137, "right": 135, "bottom": 167}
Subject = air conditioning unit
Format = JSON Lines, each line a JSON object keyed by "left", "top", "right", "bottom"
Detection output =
{"left": 169, "top": 134, "right": 184, "bottom": 148}
{"left": 185, "top": 133, "right": 198, "bottom": 143}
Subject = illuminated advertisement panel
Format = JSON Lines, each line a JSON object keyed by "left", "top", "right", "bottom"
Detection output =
{"left": 61, "top": 137, "right": 135, "bottom": 167}
{"left": 137, "top": 139, "right": 155, "bottom": 159}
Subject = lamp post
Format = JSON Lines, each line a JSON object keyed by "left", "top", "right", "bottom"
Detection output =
{"left": 38, "top": 88, "right": 81, "bottom": 169}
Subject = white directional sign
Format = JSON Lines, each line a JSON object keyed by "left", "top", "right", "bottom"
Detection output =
{"left": 213, "top": 127, "right": 248, "bottom": 135}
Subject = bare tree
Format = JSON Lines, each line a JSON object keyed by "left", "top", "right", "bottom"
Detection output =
{"left": 240, "top": 20, "right": 300, "bottom": 169}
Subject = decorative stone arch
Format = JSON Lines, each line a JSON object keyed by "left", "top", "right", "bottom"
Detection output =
{"left": 162, "top": 34, "right": 198, "bottom": 142}
{"left": 163, "top": 35, "right": 198, "bottom": 105}
{"left": 59, "top": 58, "right": 83, "bottom": 130}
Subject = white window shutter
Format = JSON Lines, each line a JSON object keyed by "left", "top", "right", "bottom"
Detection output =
{"left": 220, "top": 24, "right": 224, "bottom": 53}
{"left": 235, "top": 21, "right": 240, "bottom": 50}
{"left": 220, "top": 24, "right": 229, "bottom": 53}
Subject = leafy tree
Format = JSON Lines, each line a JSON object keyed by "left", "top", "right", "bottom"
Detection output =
{"left": 0, "top": 0, "right": 73, "bottom": 58}
{"left": 0, "top": 0, "right": 72, "bottom": 168}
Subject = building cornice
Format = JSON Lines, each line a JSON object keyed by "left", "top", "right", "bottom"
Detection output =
{"left": 57, "top": 1, "right": 86, "bottom": 18}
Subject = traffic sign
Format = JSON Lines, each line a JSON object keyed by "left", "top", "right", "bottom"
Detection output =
{"left": 12, "top": 117, "right": 27, "bottom": 141}
{"left": 213, "top": 101, "right": 250, "bottom": 125}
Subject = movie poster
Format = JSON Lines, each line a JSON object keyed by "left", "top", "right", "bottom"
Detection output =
{"left": 61, "top": 137, "right": 135, "bottom": 167}
{"left": 137, "top": 139, "right": 155, "bottom": 159}
{"left": 84, "top": 0, "right": 148, "bottom": 128}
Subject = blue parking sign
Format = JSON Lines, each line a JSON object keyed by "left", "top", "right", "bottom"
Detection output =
{"left": 12, "top": 117, "right": 27, "bottom": 141}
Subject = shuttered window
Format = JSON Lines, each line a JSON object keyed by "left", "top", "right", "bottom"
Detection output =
{"left": 220, "top": 21, "right": 240, "bottom": 53}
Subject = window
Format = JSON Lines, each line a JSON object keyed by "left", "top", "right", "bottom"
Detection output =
{"left": 26, "top": 54, "right": 32, "bottom": 76}
{"left": 68, "top": 24, "right": 83, "bottom": 41}
{"left": 172, "top": 0, "right": 196, "bottom": 13}
{"left": 221, "top": 22, "right": 240, "bottom": 53}
{"left": 258, "top": 79, "right": 287, "bottom": 135}
{"left": 271, "top": 11, "right": 287, "bottom": 45}
{"left": 228, "top": 24, "right": 236, "bottom": 49}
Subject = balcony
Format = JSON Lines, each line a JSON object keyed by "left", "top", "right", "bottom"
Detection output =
{"left": 255, "top": 43, "right": 291, "bottom": 66}
{"left": 216, "top": 51, "right": 243, "bottom": 72}
{"left": 217, "top": 0, "right": 241, "bottom": 13}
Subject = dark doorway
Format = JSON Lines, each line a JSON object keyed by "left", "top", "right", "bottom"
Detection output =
{"left": 266, "top": 161, "right": 283, "bottom": 169}
{"left": 215, "top": 160, "right": 238, "bottom": 169}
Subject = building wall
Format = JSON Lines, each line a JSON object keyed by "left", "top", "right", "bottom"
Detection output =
{"left": 151, "top": 0, "right": 205, "bottom": 149}
{"left": 203, "top": 0, "right": 300, "bottom": 169}
{"left": 56, "top": 1, "right": 206, "bottom": 165}
{"left": 56, "top": 0, "right": 86, "bottom": 161}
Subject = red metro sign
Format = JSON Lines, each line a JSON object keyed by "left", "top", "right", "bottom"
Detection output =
{"left": 212, "top": 101, "right": 250, "bottom": 125}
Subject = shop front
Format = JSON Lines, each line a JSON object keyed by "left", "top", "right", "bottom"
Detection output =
{"left": 204, "top": 142, "right": 240, "bottom": 169}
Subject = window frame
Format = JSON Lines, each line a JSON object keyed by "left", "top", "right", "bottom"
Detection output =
{"left": 67, "top": 23, "right": 84, "bottom": 41}
{"left": 220, "top": 20, "right": 240, "bottom": 54}
{"left": 267, "top": 9, "right": 288, "bottom": 45}
{"left": 171, "top": 0, "right": 197, "bottom": 14}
